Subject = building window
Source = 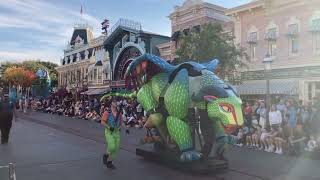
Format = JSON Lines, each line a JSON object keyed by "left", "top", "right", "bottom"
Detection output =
{"left": 308, "top": 83, "right": 312, "bottom": 101}
{"left": 248, "top": 32, "right": 258, "bottom": 60}
{"left": 290, "top": 37, "right": 299, "bottom": 54}
{"left": 265, "top": 28, "right": 277, "bottom": 56}
{"left": 98, "top": 69, "right": 102, "bottom": 80}
{"left": 288, "top": 24, "right": 298, "bottom": 35}
{"left": 313, "top": 32, "right": 320, "bottom": 54}
{"left": 265, "top": 28, "right": 277, "bottom": 41}
{"left": 94, "top": 69, "right": 97, "bottom": 80}
{"left": 287, "top": 24, "right": 299, "bottom": 55}
{"left": 311, "top": 18, "right": 320, "bottom": 32}
{"left": 122, "top": 34, "right": 128, "bottom": 45}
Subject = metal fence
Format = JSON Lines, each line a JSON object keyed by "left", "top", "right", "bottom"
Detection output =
{"left": 0, "top": 163, "right": 16, "bottom": 180}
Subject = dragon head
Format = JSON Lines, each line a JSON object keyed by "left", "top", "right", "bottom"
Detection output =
{"left": 204, "top": 85, "right": 243, "bottom": 133}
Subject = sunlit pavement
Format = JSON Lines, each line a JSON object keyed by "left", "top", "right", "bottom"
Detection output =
{"left": 0, "top": 112, "right": 320, "bottom": 180}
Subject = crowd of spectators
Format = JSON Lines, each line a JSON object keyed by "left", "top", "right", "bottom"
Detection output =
{"left": 18, "top": 95, "right": 146, "bottom": 128}
{"left": 234, "top": 97, "right": 320, "bottom": 156}
{"left": 16, "top": 93, "right": 320, "bottom": 157}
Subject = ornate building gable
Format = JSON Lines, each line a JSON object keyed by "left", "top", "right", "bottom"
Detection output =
{"left": 170, "top": 0, "right": 228, "bottom": 34}
{"left": 103, "top": 18, "right": 170, "bottom": 82}
{"left": 74, "top": 35, "right": 84, "bottom": 47}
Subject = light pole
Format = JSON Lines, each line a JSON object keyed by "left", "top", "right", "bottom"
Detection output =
{"left": 0, "top": 63, "right": 3, "bottom": 79}
{"left": 0, "top": 63, "right": 3, "bottom": 95}
{"left": 263, "top": 54, "right": 273, "bottom": 129}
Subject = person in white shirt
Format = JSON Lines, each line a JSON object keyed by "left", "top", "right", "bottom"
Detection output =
{"left": 269, "top": 104, "right": 282, "bottom": 129}
{"left": 263, "top": 105, "right": 282, "bottom": 153}
{"left": 19, "top": 98, "right": 23, "bottom": 112}
{"left": 257, "top": 102, "right": 267, "bottom": 129}
{"left": 24, "top": 98, "right": 28, "bottom": 113}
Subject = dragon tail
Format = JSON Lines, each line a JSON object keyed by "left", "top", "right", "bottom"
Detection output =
{"left": 100, "top": 91, "right": 137, "bottom": 102}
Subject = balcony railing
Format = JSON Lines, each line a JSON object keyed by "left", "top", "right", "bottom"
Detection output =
{"left": 88, "top": 79, "right": 112, "bottom": 87}
{"left": 109, "top": 18, "right": 142, "bottom": 36}
{"left": 110, "top": 80, "right": 126, "bottom": 88}
{"left": 310, "top": 19, "right": 320, "bottom": 32}
{"left": 287, "top": 24, "right": 299, "bottom": 36}
{"left": 265, "top": 29, "right": 277, "bottom": 41}
{"left": 247, "top": 34, "right": 258, "bottom": 44}
{"left": 103, "top": 79, "right": 111, "bottom": 85}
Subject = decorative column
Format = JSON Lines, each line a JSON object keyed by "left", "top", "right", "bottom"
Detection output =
{"left": 70, "top": 54, "right": 74, "bottom": 63}
{"left": 76, "top": 53, "right": 81, "bottom": 62}
{"left": 85, "top": 50, "right": 89, "bottom": 59}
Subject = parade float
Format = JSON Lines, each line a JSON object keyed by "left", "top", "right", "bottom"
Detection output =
{"left": 102, "top": 54, "right": 243, "bottom": 173}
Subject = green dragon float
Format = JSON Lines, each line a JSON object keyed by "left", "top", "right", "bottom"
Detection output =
{"left": 102, "top": 54, "right": 243, "bottom": 166}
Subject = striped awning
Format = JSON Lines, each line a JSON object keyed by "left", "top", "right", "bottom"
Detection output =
{"left": 235, "top": 79, "right": 299, "bottom": 95}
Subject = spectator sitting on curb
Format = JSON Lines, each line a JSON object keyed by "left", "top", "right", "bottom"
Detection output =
{"left": 288, "top": 124, "right": 306, "bottom": 156}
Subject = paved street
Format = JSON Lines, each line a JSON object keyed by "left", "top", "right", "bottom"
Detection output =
{"left": 1, "top": 112, "right": 320, "bottom": 180}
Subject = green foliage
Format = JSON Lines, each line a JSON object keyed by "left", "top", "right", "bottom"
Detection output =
{"left": 1, "top": 60, "right": 59, "bottom": 87}
{"left": 175, "top": 23, "right": 249, "bottom": 84}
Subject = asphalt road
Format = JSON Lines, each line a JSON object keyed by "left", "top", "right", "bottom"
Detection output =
{"left": 1, "top": 112, "right": 320, "bottom": 180}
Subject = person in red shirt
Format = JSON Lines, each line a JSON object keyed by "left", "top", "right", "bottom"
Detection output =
{"left": 244, "top": 102, "right": 253, "bottom": 128}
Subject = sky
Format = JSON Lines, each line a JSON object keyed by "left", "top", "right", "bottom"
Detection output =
{"left": 0, "top": 0, "right": 251, "bottom": 64}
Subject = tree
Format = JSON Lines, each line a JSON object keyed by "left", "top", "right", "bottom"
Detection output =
{"left": 1, "top": 60, "right": 59, "bottom": 87}
{"left": 3, "top": 67, "right": 36, "bottom": 87}
{"left": 175, "top": 23, "right": 249, "bottom": 84}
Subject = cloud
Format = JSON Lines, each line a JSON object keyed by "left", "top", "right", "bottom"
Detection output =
{"left": 0, "top": 0, "right": 102, "bottom": 63}
{"left": 0, "top": 49, "right": 61, "bottom": 64}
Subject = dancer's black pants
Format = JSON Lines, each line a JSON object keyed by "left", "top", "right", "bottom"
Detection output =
{"left": 0, "top": 122, "right": 12, "bottom": 144}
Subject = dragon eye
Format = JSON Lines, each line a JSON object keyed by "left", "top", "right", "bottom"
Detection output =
{"left": 220, "top": 105, "right": 232, "bottom": 113}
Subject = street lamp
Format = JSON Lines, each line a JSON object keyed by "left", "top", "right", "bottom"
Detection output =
{"left": 263, "top": 54, "right": 273, "bottom": 129}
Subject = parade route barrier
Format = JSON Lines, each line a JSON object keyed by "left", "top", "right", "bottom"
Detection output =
{"left": 0, "top": 163, "right": 17, "bottom": 180}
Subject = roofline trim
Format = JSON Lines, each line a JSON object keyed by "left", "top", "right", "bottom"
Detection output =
{"left": 225, "top": 0, "right": 265, "bottom": 16}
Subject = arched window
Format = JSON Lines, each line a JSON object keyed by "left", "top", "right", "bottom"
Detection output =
{"left": 265, "top": 21, "right": 278, "bottom": 57}
{"left": 247, "top": 25, "right": 258, "bottom": 61}
{"left": 286, "top": 17, "right": 300, "bottom": 55}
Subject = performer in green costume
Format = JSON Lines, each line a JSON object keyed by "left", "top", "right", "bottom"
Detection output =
{"left": 101, "top": 97, "right": 129, "bottom": 169}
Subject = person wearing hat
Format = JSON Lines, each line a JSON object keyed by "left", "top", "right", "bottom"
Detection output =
{"left": 0, "top": 94, "right": 17, "bottom": 144}
{"left": 101, "top": 97, "right": 129, "bottom": 169}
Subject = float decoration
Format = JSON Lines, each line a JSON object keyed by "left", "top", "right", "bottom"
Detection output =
{"left": 103, "top": 53, "right": 244, "bottom": 173}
